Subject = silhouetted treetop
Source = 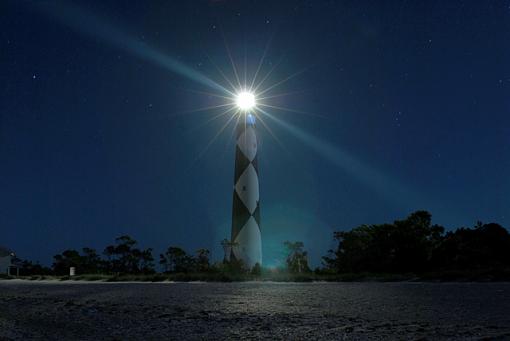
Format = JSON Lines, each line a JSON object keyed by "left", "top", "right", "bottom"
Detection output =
{"left": 324, "top": 211, "right": 510, "bottom": 275}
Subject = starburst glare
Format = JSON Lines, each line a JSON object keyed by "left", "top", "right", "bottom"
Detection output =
{"left": 235, "top": 91, "right": 256, "bottom": 112}
{"left": 184, "top": 35, "right": 315, "bottom": 161}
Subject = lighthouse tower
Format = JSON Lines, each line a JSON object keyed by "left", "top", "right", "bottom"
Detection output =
{"left": 230, "top": 112, "right": 262, "bottom": 268}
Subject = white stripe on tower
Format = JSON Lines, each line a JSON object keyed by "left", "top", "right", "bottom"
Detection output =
{"left": 231, "top": 113, "right": 262, "bottom": 268}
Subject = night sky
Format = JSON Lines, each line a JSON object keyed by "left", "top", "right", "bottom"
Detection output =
{"left": 1, "top": 1, "right": 509, "bottom": 267}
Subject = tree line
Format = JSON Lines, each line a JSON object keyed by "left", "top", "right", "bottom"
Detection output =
{"left": 322, "top": 211, "right": 510, "bottom": 276}
{"left": 15, "top": 210, "right": 510, "bottom": 278}
{"left": 17, "top": 235, "right": 310, "bottom": 276}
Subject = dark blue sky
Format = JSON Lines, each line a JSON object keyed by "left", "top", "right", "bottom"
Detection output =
{"left": 1, "top": 1, "right": 509, "bottom": 266}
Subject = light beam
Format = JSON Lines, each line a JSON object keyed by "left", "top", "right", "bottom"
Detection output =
{"left": 32, "top": 2, "right": 233, "bottom": 96}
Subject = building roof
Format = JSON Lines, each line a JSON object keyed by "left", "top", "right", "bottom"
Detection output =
{"left": 0, "top": 246, "right": 13, "bottom": 257}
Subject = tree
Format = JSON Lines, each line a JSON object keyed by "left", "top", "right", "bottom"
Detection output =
{"left": 217, "top": 239, "right": 247, "bottom": 273}
{"left": 430, "top": 222, "right": 510, "bottom": 270}
{"left": 251, "top": 262, "right": 262, "bottom": 276}
{"left": 221, "top": 239, "right": 238, "bottom": 263}
{"left": 81, "top": 247, "right": 103, "bottom": 274}
{"left": 284, "top": 241, "right": 311, "bottom": 273}
{"left": 53, "top": 249, "right": 84, "bottom": 275}
{"left": 325, "top": 211, "right": 445, "bottom": 273}
{"left": 139, "top": 248, "right": 155, "bottom": 274}
{"left": 19, "top": 260, "right": 52, "bottom": 276}
{"left": 219, "top": 257, "right": 246, "bottom": 274}
{"left": 53, "top": 248, "right": 105, "bottom": 275}
{"left": 103, "top": 235, "right": 154, "bottom": 274}
{"left": 195, "top": 248, "right": 210, "bottom": 272}
{"left": 160, "top": 247, "right": 194, "bottom": 273}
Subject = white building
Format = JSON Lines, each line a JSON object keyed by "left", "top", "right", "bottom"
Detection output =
{"left": 0, "top": 246, "right": 18, "bottom": 276}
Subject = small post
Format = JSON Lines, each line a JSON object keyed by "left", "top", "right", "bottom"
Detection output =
{"left": 70, "top": 267, "right": 76, "bottom": 277}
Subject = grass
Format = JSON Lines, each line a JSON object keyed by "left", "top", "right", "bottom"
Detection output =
{"left": 3, "top": 269, "right": 510, "bottom": 282}
{"left": 0, "top": 272, "right": 425, "bottom": 282}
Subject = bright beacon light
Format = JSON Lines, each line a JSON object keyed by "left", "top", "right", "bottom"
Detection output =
{"left": 235, "top": 91, "right": 256, "bottom": 111}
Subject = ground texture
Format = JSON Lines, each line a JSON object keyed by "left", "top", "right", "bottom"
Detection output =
{"left": 0, "top": 281, "right": 509, "bottom": 340}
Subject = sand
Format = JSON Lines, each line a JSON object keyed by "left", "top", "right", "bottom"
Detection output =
{"left": 1, "top": 280, "right": 509, "bottom": 340}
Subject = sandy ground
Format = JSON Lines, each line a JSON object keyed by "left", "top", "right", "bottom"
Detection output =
{"left": 0, "top": 280, "right": 509, "bottom": 340}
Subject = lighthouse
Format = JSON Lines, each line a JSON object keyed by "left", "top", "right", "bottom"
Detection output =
{"left": 230, "top": 92, "right": 262, "bottom": 268}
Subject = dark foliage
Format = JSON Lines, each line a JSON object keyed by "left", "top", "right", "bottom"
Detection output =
{"left": 159, "top": 247, "right": 211, "bottom": 273}
{"left": 430, "top": 222, "right": 510, "bottom": 270}
{"left": 14, "top": 213, "right": 510, "bottom": 280}
{"left": 103, "top": 236, "right": 154, "bottom": 274}
{"left": 324, "top": 211, "right": 510, "bottom": 275}
{"left": 251, "top": 262, "right": 262, "bottom": 276}
{"left": 19, "top": 260, "right": 52, "bottom": 276}
{"left": 50, "top": 236, "right": 154, "bottom": 275}
{"left": 218, "top": 257, "right": 247, "bottom": 274}
{"left": 284, "top": 241, "right": 311, "bottom": 273}
{"left": 53, "top": 249, "right": 86, "bottom": 275}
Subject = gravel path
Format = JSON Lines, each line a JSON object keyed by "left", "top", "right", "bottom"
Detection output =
{"left": 0, "top": 280, "right": 509, "bottom": 340}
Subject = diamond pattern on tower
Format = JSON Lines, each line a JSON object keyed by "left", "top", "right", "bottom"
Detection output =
{"left": 234, "top": 148, "right": 251, "bottom": 182}
{"left": 231, "top": 190, "right": 252, "bottom": 241}
{"left": 231, "top": 117, "right": 261, "bottom": 261}
{"left": 237, "top": 127, "right": 257, "bottom": 162}
{"left": 252, "top": 204, "right": 260, "bottom": 227}
{"left": 251, "top": 156, "right": 258, "bottom": 174}
{"left": 232, "top": 216, "right": 262, "bottom": 265}
{"left": 234, "top": 164, "right": 259, "bottom": 214}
